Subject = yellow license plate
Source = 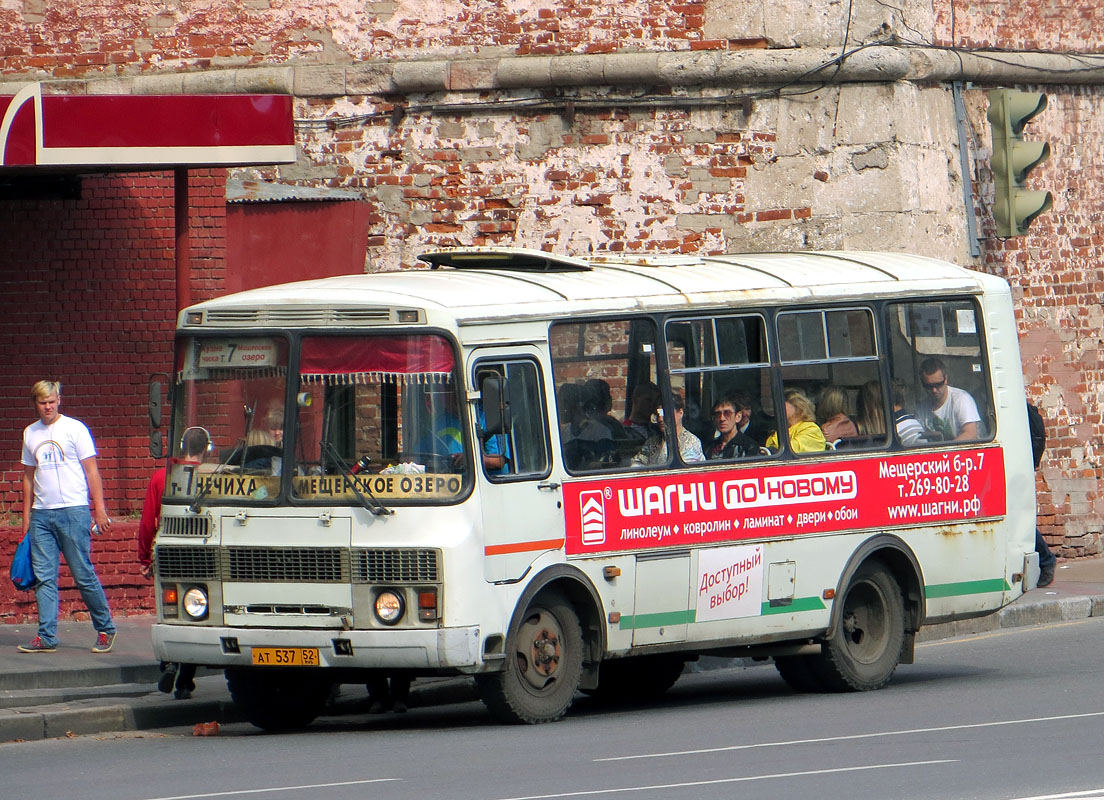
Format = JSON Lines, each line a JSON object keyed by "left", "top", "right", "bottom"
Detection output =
{"left": 251, "top": 647, "right": 320, "bottom": 666}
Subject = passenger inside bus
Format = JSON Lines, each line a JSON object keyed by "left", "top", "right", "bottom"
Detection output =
{"left": 705, "top": 395, "right": 759, "bottom": 460}
{"left": 631, "top": 392, "right": 704, "bottom": 466}
{"left": 239, "top": 402, "right": 285, "bottom": 472}
{"left": 917, "top": 357, "right": 981, "bottom": 441}
{"left": 855, "top": 381, "right": 887, "bottom": 437}
{"left": 475, "top": 371, "right": 509, "bottom": 475}
{"left": 413, "top": 387, "right": 508, "bottom": 474}
{"left": 622, "top": 381, "right": 662, "bottom": 443}
{"left": 766, "top": 389, "right": 828, "bottom": 453}
{"left": 558, "top": 382, "right": 618, "bottom": 469}
{"left": 891, "top": 379, "right": 932, "bottom": 446}
{"left": 816, "top": 386, "right": 859, "bottom": 445}
{"left": 581, "top": 380, "right": 622, "bottom": 439}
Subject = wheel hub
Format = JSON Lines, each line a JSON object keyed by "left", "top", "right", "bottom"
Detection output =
{"left": 530, "top": 627, "right": 561, "bottom": 677}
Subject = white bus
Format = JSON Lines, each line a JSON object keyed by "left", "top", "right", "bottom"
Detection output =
{"left": 150, "top": 248, "right": 1037, "bottom": 730}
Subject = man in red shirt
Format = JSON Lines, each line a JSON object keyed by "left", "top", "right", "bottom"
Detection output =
{"left": 138, "top": 426, "right": 210, "bottom": 698}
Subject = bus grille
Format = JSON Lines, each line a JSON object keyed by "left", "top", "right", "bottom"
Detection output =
{"left": 352, "top": 549, "right": 440, "bottom": 583}
{"left": 160, "top": 516, "right": 211, "bottom": 538}
{"left": 157, "top": 546, "right": 219, "bottom": 579}
{"left": 204, "top": 308, "right": 393, "bottom": 326}
{"left": 224, "top": 547, "right": 348, "bottom": 583}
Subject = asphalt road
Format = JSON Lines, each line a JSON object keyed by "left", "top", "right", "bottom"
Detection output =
{"left": 6, "top": 617, "right": 1104, "bottom": 800}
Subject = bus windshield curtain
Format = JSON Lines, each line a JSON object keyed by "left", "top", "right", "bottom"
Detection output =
{"left": 299, "top": 335, "right": 454, "bottom": 385}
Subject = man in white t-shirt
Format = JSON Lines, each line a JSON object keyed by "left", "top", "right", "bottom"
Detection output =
{"left": 17, "top": 380, "right": 117, "bottom": 654}
{"left": 918, "top": 358, "right": 981, "bottom": 442}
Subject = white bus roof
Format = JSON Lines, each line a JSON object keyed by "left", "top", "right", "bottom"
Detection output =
{"left": 181, "top": 248, "right": 1005, "bottom": 328}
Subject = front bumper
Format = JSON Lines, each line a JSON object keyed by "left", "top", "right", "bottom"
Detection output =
{"left": 152, "top": 623, "right": 483, "bottom": 671}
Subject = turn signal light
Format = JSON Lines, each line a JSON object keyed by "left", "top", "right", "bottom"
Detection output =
{"left": 161, "top": 585, "right": 179, "bottom": 618}
{"left": 418, "top": 590, "right": 438, "bottom": 622}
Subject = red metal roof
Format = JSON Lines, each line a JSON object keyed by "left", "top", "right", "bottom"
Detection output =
{"left": 0, "top": 83, "right": 296, "bottom": 170}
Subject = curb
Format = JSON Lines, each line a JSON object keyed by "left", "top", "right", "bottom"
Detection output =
{"left": 0, "top": 663, "right": 162, "bottom": 693}
{"left": 0, "top": 696, "right": 242, "bottom": 742}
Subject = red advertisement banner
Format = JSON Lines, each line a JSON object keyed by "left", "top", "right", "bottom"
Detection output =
{"left": 563, "top": 447, "right": 1006, "bottom": 556}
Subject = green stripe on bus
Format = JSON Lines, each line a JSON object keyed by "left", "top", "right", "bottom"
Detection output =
{"left": 925, "top": 578, "right": 1010, "bottom": 598}
{"left": 618, "top": 609, "right": 696, "bottom": 630}
{"left": 760, "top": 596, "right": 827, "bottom": 615}
{"left": 618, "top": 596, "right": 826, "bottom": 630}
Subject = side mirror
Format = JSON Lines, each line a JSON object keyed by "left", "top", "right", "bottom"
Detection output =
{"left": 148, "top": 373, "right": 169, "bottom": 459}
{"left": 481, "top": 375, "right": 510, "bottom": 437}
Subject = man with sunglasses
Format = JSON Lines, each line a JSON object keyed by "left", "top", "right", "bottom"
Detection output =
{"left": 705, "top": 396, "right": 760, "bottom": 459}
{"left": 917, "top": 357, "right": 980, "bottom": 442}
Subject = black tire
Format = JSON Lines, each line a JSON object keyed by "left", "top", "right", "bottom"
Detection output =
{"left": 774, "top": 655, "right": 828, "bottom": 693}
{"left": 475, "top": 590, "right": 583, "bottom": 724}
{"left": 812, "top": 561, "right": 905, "bottom": 692}
{"left": 225, "top": 667, "right": 333, "bottom": 732}
{"left": 584, "top": 654, "right": 685, "bottom": 703}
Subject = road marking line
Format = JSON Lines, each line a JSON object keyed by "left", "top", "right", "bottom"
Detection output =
{"left": 595, "top": 711, "right": 1104, "bottom": 762}
{"left": 145, "top": 778, "right": 399, "bottom": 800}
{"left": 494, "top": 760, "right": 956, "bottom": 800}
{"left": 1006, "top": 791, "right": 1104, "bottom": 800}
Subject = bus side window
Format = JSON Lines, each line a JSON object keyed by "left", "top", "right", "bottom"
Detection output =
{"left": 665, "top": 313, "right": 775, "bottom": 463}
{"left": 777, "top": 307, "right": 889, "bottom": 453}
{"left": 886, "top": 300, "right": 992, "bottom": 445}
{"left": 550, "top": 318, "right": 658, "bottom": 473}
{"left": 476, "top": 360, "right": 550, "bottom": 480}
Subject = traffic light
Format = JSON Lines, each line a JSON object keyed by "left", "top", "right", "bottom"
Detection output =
{"left": 986, "top": 90, "right": 1053, "bottom": 237}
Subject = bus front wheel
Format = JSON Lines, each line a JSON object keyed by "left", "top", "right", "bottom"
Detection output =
{"left": 225, "top": 667, "right": 332, "bottom": 731}
{"left": 813, "top": 561, "right": 906, "bottom": 692}
{"left": 475, "top": 590, "right": 583, "bottom": 724}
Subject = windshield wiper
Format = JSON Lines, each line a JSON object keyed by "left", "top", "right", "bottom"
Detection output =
{"left": 188, "top": 436, "right": 248, "bottom": 514}
{"left": 189, "top": 403, "right": 256, "bottom": 514}
{"left": 320, "top": 439, "right": 393, "bottom": 517}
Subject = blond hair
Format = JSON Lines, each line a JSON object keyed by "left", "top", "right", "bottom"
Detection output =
{"left": 784, "top": 388, "right": 816, "bottom": 424}
{"left": 31, "top": 380, "right": 61, "bottom": 401}
{"left": 815, "top": 386, "right": 850, "bottom": 425}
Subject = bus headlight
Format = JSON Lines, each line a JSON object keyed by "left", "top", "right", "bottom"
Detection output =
{"left": 182, "top": 586, "right": 209, "bottom": 621}
{"left": 374, "top": 590, "right": 405, "bottom": 625}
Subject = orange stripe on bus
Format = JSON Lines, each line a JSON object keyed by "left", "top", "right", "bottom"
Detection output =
{"left": 485, "top": 539, "right": 565, "bottom": 556}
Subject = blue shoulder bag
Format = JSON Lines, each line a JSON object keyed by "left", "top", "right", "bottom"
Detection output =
{"left": 10, "top": 533, "right": 36, "bottom": 591}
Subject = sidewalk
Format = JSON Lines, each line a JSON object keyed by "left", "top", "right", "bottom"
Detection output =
{"left": 2, "top": 559, "right": 1102, "bottom": 743}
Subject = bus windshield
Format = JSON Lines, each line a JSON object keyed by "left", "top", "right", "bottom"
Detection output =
{"left": 167, "top": 332, "right": 470, "bottom": 506}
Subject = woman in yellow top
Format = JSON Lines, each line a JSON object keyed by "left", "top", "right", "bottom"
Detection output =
{"left": 766, "top": 389, "right": 828, "bottom": 453}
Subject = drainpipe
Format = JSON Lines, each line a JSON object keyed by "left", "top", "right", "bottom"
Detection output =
{"left": 175, "top": 167, "right": 191, "bottom": 312}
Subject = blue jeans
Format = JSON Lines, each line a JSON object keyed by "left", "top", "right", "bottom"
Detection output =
{"left": 28, "top": 506, "right": 115, "bottom": 646}
{"left": 1036, "top": 528, "right": 1057, "bottom": 570}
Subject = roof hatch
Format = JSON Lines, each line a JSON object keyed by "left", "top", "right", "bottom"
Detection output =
{"left": 419, "top": 247, "right": 592, "bottom": 272}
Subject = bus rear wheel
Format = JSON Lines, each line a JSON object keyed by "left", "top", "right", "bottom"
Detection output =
{"left": 475, "top": 590, "right": 583, "bottom": 724}
{"left": 225, "top": 667, "right": 332, "bottom": 732}
{"left": 812, "top": 561, "right": 905, "bottom": 692}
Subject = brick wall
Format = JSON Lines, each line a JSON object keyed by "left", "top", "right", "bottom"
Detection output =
{"left": 0, "top": 170, "right": 226, "bottom": 621}
{"left": 977, "top": 88, "right": 1104, "bottom": 557}
{"left": 0, "top": 521, "right": 153, "bottom": 622}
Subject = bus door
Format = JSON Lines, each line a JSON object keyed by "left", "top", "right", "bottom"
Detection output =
{"left": 470, "top": 351, "right": 560, "bottom": 583}
{"left": 632, "top": 550, "right": 690, "bottom": 645}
